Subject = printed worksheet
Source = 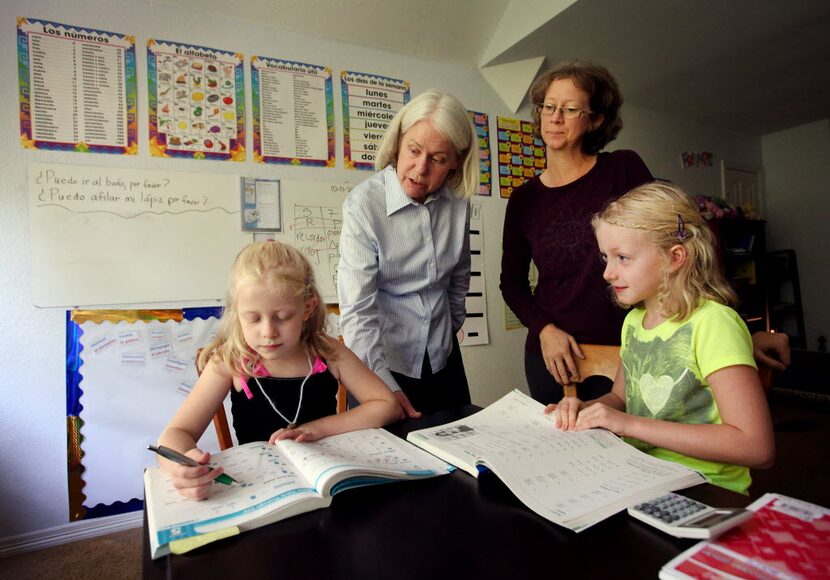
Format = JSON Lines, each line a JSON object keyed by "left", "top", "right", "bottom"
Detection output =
{"left": 279, "top": 429, "right": 451, "bottom": 493}
{"left": 148, "top": 443, "right": 320, "bottom": 531}
{"left": 408, "top": 390, "right": 703, "bottom": 530}
{"left": 145, "top": 428, "right": 451, "bottom": 555}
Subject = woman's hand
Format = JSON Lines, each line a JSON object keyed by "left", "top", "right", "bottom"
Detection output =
{"left": 752, "top": 331, "right": 790, "bottom": 371}
{"left": 539, "top": 324, "right": 584, "bottom": 384}
{"left": 395, "top": 390, "right": 422, "bottom": 420}
{"left": 162, "top": 448, "right": 223, "bottom": 500}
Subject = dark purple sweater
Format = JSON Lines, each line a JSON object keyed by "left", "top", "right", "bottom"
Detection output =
{"left": 500, "top": 150, "right": 653, "bottom": 354}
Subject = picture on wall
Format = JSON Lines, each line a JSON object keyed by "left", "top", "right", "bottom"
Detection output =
{"left": 496, "top": 116, "right": 544, "bottom": 198}
{"left": 341, "top": 70, "right": 409, "bottom": 170}
{"left": 17, "top": 17, "right": 138, "bottom": 155}
{"left": 147, "top": 39, "right": 245, "bottom": 161}
{"left": 468, "top": 110, "right": 492, "bottom": 196}
{"left": 251, "top": 56, "right": 335, "bottom": 166}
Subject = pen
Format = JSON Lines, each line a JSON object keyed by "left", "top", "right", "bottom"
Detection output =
{"left": 147, "top": 444, "right": 238, "bottom": 485}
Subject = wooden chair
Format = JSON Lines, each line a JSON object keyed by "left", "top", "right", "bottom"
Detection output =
{"left": 194, "top": 348, "right": 235, "bottom": 451}
{"left": 563, "top": 344, "right": 621, "bottom": 398}
{"left": 329, "top": 305, "right": 348, "bottom": 414}
{"left": 563, "top": 343, "right": 774, "bottom": 398}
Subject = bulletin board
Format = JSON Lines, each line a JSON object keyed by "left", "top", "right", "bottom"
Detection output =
{"left": 67, "top": 308, "right": 229, "bottom": 519}
{"left": 29, "top": 163, "right": 250, "bottom": 307}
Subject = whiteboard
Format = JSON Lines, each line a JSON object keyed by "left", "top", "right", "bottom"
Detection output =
{"left": 268, "top": 180, "right": 351, "bottom": 302}
{"left": 29, "top": 163, "right": 250, "bottom": 307}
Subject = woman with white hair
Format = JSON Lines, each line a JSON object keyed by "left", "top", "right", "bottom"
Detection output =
{"left": 338, "top": 90, "right": 480, "bottom": 419}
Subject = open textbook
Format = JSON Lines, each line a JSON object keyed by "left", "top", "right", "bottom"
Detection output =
{"left": 406, "top": 389, "right": 705, "bottom": 532}
{"left": 660, "top": 493, "right": 830, "bottom": 579}
{"left": 145, "top": 428, "right": 451, "bottom": 559}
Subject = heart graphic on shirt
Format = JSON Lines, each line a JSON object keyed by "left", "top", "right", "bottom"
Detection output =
{"left": 638, "top": 373, "right": 674, "bottom": 415}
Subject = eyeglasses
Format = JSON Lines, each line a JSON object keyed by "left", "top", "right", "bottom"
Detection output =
{"left": 534, "top": 103, "right": 593, "bottom": 119}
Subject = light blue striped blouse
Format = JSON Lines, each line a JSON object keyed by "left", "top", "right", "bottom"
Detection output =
{"left": 337, "top": 166, "right": 471, "bottom": 392}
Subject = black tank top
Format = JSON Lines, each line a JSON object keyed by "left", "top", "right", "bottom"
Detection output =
{"left": 230, "top": 369, "right": 339, "bottom": 444}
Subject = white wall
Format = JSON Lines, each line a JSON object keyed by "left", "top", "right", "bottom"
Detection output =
{"left": 762, "top": 119, "right": 830, "bottom": 349}
{"left": 0, "top": 0, "right": 765, "bottom": 539}
{"left": 618, "top": 105, "right": 762, "bottom": 196}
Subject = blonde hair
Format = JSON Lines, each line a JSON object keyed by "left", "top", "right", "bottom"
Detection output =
{"left": 375, "top": 89, "right": 479, "bottom": 199}
{"left": 592, "top": 182, "right": 736, "bottom": 321}
{"left": 197, "top": 241, "right": 333, "bottom": 377}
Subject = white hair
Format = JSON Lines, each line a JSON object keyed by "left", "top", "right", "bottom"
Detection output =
{"left": 375, "top": 89, "right": 479, "bottom": 199}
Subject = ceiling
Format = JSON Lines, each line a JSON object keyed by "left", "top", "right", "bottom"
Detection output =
{"left": 168, "top": 0, "right": 830, "bottom": 136}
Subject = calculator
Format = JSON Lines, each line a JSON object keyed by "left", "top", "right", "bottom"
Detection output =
{"left": 627, "top": 493, "right": 753, "bottom": 539}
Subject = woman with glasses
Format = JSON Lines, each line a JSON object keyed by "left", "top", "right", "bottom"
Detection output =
{"left": 499, "top": 61, "right": 653, "bottom": 404}
{"left": 338, "top": 90, "right": 479, "bottom": 419}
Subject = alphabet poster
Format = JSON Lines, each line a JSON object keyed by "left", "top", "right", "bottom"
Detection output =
{"left": 17, "top": 17, "right": 137, "bottom": 154}
{"left": 28, "top": 163, "right": 250, "bottom": 306}
{"left": 341, "top": 70, "right": 409, "bottom": 170}
{"left": 147, "top": 39, "right": 245, "bottom": 160}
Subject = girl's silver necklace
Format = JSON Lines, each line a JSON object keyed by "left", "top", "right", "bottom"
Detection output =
{"left": 253, "top": 349, "right": 312, "bottom": 429}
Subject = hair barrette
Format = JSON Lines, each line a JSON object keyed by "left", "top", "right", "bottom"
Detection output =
{"left": 676, "top": 214, "right": 688, "bottom": 241}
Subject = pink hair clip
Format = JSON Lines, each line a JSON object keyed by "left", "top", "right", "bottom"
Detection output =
{"left": 310, "top": 357, "right": 328, "bottom": 375}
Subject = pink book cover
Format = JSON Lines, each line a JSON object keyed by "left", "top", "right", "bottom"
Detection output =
{"left": 660, "top": 493, "right": 830, "bottom": 579}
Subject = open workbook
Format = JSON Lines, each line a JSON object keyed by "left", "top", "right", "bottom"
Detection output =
{"left": 145, "top": 428, "right": 451, "bottom": 559}
{"left": 406, "top": 389, "right": 705, "bottom": 532}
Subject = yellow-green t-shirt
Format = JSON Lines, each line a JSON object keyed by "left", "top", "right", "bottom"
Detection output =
{"left": 620, "top": 300, "right": 757, "bottom": 494}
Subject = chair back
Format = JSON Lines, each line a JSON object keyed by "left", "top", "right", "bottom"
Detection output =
{"left": 328, "top": 305, "right": 348, "bottom": 413}
{"left": 195, "top": 348, "right": 235, "bottom": 451}
{"left": 566, "top": 343, "right": 772, "bottom": 397}
{"left": 563, "top": 344, "right": 621, "bottom": 398}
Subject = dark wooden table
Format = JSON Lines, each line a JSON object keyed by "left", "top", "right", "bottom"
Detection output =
{"left": 142, "top": 406, "right": 759, "bottom": 578}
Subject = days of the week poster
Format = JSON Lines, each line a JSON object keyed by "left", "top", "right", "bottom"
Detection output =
{"left": 341, "top": 70, "right": 409, "bottom": 170}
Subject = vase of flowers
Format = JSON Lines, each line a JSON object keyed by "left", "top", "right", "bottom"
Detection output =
{"left": 691, "top": 194, "right": 741, "bottom": 220}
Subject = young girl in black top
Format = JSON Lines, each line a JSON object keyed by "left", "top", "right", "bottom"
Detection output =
{"left": 157, "top": 241, "right": 397, "bottom": 499}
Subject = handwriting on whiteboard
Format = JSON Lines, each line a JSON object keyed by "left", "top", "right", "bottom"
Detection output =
{"left": 290, "top": 204, "right": 342, "bottom": 293}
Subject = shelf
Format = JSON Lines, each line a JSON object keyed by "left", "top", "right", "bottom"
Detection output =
{"left": 767, "top": 249, "right": 805, "bottom": 349}
{"left": 710, "top": 219, "right": 769, "bottom": 334}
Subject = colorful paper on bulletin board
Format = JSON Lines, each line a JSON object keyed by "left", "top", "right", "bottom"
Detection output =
{"left": 341, "top": 70, "right": 409, "bottom": 170}
{"left": 147, "top": 39, "right": 245, "bottom": 160}
{"left": 17, "top": 17, "right": 138, "bottom": 154}
{"left": 496, "top": 116, "right": 545, "bottom": 198}
{"left": 251, "top": 57, "right": 335, "bottom": 166}
{"left": 66, "top": 307, "right": 226, "bottom": 520}
{"left": 468, "top": 110, "right": 492, "bottom": 196}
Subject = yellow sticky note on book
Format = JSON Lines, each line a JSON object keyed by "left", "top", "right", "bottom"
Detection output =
{"left": 169, "top": 526, "right": 240, "bottom": 555}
